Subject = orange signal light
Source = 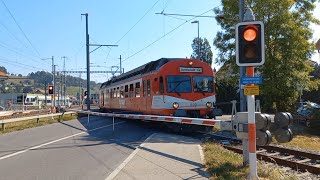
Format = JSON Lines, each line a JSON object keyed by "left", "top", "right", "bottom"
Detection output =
{"left": 244, "top": 28, "right": 257, "bottom": 41}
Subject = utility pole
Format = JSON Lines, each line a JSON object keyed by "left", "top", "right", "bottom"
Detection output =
{"left": 53, "top": 64, "right": 56, "bottom": 111}
{"left": 81, "top": 13, "right": 90, "bottom": 111}
{"left": 81, "top": 13, "right": 118, "bottom": 111}
{"left": 44, "top": 82, "right": 47, "bottom": 106}
{"left": 119, "top": 55, "right": 122, "bottom": 74}
{"left": 62, "top": 56, "right": 67, "bottom": 106}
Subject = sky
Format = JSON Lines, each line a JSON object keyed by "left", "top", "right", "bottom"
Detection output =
{"left": 0, "top": 0, "right": 319, "bottom": 83}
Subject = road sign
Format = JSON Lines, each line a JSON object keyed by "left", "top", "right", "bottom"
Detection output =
{"left": 240, "top": 76, "right": 262, "bottom": 85}
{"left": 244, "top": 85, "right": 259, "bottom": 95}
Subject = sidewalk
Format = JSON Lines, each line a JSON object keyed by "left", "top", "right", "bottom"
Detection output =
{"left": 108, "top": 133, "right": 209, "bottom": 180}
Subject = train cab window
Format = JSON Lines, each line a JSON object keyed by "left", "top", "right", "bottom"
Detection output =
{"left": 120, "top": 86, "right": 124, "bottom": 98}
{"left": 166, "top": 76, "right": 191, "bottom": 93}
{"left": 193, "top": 76, "right": 214, "bottom": 92}
{"left": 143, "top": 80, "right": 146, "bottom": 97}
{"left": 135, "top": 82, "right": 140, "bottom": 97}
{"left": 129, "top": 84, "right": 134, "bottom": 97}
{"left": 147, "top": 79, "right": 151, "bottom": 96}
{"left": 159, "top": 76, "right": 164, "bottom": 93}
{"left": 125, "top": 85, "right": 129, "bottom": 98}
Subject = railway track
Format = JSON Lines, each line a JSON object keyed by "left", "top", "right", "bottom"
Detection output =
{"left": 201, "top": 132, "right": 320, "bottom": 175}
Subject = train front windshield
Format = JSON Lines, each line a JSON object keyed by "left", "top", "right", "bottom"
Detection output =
{"left": 166, "top": 75, "right": 214, "bottom": 93}
{"left": 166, "top": 76, "right": 192, "bottom": 93}
{"left": 193, "top": 76, "right": 214, "bottom": 92}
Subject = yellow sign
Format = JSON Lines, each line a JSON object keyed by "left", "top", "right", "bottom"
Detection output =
{"left": 244, "top": 85, "right": 259, "bottom": 95}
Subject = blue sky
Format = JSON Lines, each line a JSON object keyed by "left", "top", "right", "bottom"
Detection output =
{"left": 0, "top": 0, "right": 319, "bottom": 83}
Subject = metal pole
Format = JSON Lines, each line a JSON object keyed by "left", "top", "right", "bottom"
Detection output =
{"left": 239, "top": 0, "right": 246, "bottom": 112}
{"left": 119, "top": 55, "right": 122, "bottom": 74}
{"left": 197, "top": 22, "right": 200, "bottom": 59}
{"left": 82, "top": 13, "right": 91, "bottom": 111}
{"left": 247, "top": 66, "right": 258, "bottom": 179}
{"left": 45, "top": 82, "right": 47, "bottom": 107}
{"left": 113, "top": 112, "right": 115, "bottom": 131}
{"left": 62, "top": 56, "right": 67, "bottom": 106}
{"left": 52, "top": 57, "right": 56, "bottom": 111}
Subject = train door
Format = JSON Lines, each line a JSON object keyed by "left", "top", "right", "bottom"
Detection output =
{"left": 146, "top": 79, "right": 152, "bottom": 114}
{"left": 102, "top": 92, "right": 104, "bottom": 106}
{"left": 142, "top": 80, "right": 147, "bottom": 112}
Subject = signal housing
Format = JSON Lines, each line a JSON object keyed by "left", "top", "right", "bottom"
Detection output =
{"left": 236, "top": 21, "right": 265, "bottom": 66}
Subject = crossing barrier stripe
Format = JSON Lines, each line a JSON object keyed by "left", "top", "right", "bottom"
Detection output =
{"left": 78, "top": 111, "right": 219, "bottom": 127}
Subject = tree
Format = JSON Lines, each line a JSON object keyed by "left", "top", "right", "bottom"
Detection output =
{"left": 0, "top": 66, "right": 7, "bottom": 74}
{"left": 191, "top": 37, "right": 213, "bottom": 65}
{"left": 213, "top": 0, "right": 320, "bottom": 112}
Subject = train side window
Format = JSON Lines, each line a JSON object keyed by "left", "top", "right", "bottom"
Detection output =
{"left": 159, "top": 76, "right": 164, "bottom": 93}
{"left": 117, "top": 87, "right": 120, "bottom": 98}
{"left": 143, "top": 80, "right": 146, "bottom": 97}
{"left": 106, "top": 89, "right": 109, "bottom": 98}
{"left": 125, "top": 85, "right": 129, "bottom": 98}
{"left": 110, "top": 89, "right": 112, "bottom": 99}
{"left": 147, "top": 79, "right": 151, "bottom": 96}
{"left": 135, "top": 82, "right": 140, "bottom": 97}
{"left": 129, "top": 84, "right": 134, "bottom": 97}
{"left": 113, "top": 88, "right": 116, "bottom": 98}
{"left": 120, "top": 86, "right": 124, "bottom": 98}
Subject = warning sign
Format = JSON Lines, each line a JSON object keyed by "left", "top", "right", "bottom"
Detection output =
{"left": 244, "top": 85, "right": 259, "bottom": 95}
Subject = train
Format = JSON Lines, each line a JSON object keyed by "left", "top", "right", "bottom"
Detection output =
{"left": 99, "top": 58, "right": 216, "bottom": 127}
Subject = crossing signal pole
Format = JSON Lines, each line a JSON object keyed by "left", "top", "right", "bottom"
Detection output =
{"left": 235, "top": 8, "right": 265, "bottom": 179}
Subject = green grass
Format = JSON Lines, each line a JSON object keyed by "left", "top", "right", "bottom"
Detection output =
{"left": 0, "top": 114, "right": 77, "bottom": 134}
{"left": 204, "top": 143, "right": 298, "bottom": 180}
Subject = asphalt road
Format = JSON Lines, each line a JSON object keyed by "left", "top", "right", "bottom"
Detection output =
{"left": 0, "top": 115, "right": 155, "bottom": 180}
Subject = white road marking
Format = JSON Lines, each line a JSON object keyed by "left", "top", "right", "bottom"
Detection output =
{"left": 105, "top": 133, "right": 155, "bottom": 180}
{"left": 198, "top": 144, "right": 205, "bottom": 163}
{"left": 0, "top": 121, "right": 126, "bottom": 161}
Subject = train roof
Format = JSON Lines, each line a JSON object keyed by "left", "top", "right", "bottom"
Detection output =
{"left": 100, "top": 58, "right": 181, "bottom": 89}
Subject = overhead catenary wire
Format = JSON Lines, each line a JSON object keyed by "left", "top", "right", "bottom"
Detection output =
{"left": 114, "top": 0, "right": 161, "bottom": 45}
{"left": 119, "top": 8, "right": 214, "bottom": 64}
{"left": 1, "top": 0, "right": 42, "bottom": 58}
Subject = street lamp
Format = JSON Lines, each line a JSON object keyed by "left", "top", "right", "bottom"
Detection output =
{"left": 191, "top": 20, "right": 200, "bottom": 59}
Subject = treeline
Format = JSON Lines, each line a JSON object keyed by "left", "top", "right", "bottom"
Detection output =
{"left": 28, "top": 71, "right": 97, "bottom": 88}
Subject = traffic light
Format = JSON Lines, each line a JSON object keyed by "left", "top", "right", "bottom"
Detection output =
{"left": 48, "top": 85, "right": 54, "bottom": 95}
{"left": 236, "top": 21, "right": 265, "bottom": 66}
{"left": 270, "top": 112, "right": 293, "bottom": 143}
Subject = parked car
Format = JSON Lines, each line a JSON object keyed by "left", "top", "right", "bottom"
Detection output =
{"left": 296, "top": 102, "right": 320, "bottom": 127}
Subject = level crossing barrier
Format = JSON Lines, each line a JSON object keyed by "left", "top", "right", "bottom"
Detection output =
{"left": 78, "top": 110, "right": 230, "bottom": 129}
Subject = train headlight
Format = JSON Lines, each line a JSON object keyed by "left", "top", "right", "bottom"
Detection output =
{"left": 172, "top": 102, "right": 179, "bottom": 109}
{"left": 206, "top": 102, "right": 212, "bottom": 108}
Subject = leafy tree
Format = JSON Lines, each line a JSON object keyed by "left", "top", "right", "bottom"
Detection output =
{"left": 0, "top": 66, "right": 7, "bottom": 74}
{"left": 213, "top": 0, "right": 320, "bottom": 112}
{"left": 191, "top": 37, "right": 213, "bottom": 65}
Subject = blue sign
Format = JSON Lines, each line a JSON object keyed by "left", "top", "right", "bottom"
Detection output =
{"left": 240, "top": 76, "right": 263, "bottom": 85}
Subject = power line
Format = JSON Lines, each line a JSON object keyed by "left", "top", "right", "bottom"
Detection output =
{"left": 1, "top": 0, "right": 42, "bottom": 58}
{"left": 114, "top": 0, "right": 161, "bottom": 45}
{"left": 0, "top": 57, "right": 49, "bottom": 72}
{"left": 120, "top": 8, "right": 214, "bottom": 64}
{"left": 0, "top": 42, "right": 49, "bottom": 66}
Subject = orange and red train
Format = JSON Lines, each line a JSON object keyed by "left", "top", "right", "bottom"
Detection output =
{"left": 99, "top": 58, "right": 216, "bottom": 119}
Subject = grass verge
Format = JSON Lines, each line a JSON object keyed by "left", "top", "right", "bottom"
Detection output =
{"left": 204, "top": 142, "right": 298, "bottom": 180}
{"left": 0, "top": 114, "right": 77, "bottom": 134}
